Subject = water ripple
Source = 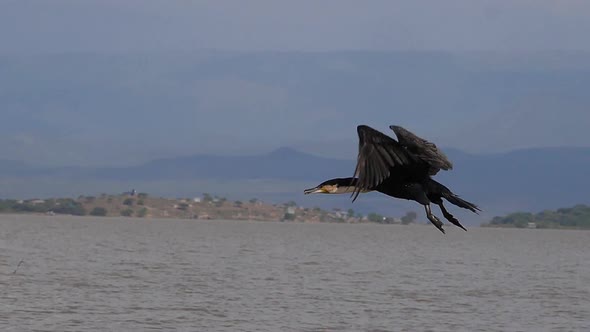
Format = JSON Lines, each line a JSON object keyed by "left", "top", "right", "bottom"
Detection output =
{"left": 1, "top": 215, "right": 589, "bottom": 331}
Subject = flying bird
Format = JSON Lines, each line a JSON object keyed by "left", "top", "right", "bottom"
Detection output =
{"left": 304, "top": 125, "right": 480, "bottom": 233}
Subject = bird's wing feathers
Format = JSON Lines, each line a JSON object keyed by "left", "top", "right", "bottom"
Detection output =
{"left": 352, "top": 125, "right": 414, "bottom": 201}
{"left": 390, "top": 125, "right": 453, "bottom": 175}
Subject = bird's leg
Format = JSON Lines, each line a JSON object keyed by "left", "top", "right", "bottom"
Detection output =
{"left": 425, "top": 204, "right": 445, "bottom": 234}
{"left": 438, "top": 203, "right": 467, "bottom": 231}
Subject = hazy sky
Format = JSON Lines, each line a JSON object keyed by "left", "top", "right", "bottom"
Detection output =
{"left": 2, "top": 0, "right": 590, "bottom": 54}
{"left": 1, "top": 1, "right": 590, "bottom": 166}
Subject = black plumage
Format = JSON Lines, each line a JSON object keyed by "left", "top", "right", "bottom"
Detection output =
{"left": 304, "top": 125, "right": 480, "bottom": 233}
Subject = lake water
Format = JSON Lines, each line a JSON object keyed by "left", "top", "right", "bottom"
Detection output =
{"left": 1, "top": 215, "right": 589, "bottom": 331}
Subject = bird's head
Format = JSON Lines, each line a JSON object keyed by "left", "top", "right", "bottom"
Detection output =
{"left": 304, "top": 177, "right": 360, "bottom": 195}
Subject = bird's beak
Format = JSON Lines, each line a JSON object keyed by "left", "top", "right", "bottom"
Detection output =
{"left": 304, "top": 186, "right": 326, "bottom": 194}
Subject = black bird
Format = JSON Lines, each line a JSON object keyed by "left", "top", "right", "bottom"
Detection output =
{"left": 304, "top": 125, "right": 480, "bottom": 233}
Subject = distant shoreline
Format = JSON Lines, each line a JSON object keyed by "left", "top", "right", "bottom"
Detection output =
{"left": 0, "top": 193, "right": 400, "bottom": 225}
{"left": 481, "top": 223, "right": 588, "bottom": 230}
{"left": 4, "top": 194, "right": 588, "bottom": 230}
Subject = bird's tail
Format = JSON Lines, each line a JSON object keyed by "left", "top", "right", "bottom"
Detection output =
{"left": 430, "top": 180, "right": 480, "bottom": 213}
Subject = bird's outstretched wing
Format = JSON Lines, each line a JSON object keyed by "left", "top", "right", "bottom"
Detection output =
{"left": 351, "top": 125, "right": 414, "bottom": 201}
{"left": 390, "top": 125, "right": 452, "bottom": 175}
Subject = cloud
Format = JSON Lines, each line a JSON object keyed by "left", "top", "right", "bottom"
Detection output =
{"left": 1, "top": 1, "right": 589, "bottom": 53}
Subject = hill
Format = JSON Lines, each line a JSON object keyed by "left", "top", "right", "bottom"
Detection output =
{"left": 89, "top": 147, "right": 352, "bottom": 182}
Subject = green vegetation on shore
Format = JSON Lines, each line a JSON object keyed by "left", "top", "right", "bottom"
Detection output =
{"left": 0, "top": 198, "right": 86, "bottom": 216}
{"left": 484, "top": 204, "right": 590, "bottom": 229}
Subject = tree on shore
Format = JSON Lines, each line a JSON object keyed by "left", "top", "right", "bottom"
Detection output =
{"left": 121, "top": 209, "right": 133, "bottom": 217}
{"left": 347, "top": 209, "right": 355, "bottom": 218}
{"left": 367, "top": 212, "right": 384, "bottom": 223}
{"left": 401, "top": 211, "right": 417, "bottom": 225}
{"left": 90, "top": 207, "right": 108, "bottom": 216}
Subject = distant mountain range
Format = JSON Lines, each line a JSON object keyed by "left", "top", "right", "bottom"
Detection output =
{"left": 88, "top": 147, "right": 350, "bottom": 182}
{"left": 2, "top": 51, "right": 590, "bottom": 165}
{"left": 0, "top": 146, "right": 588, "bottom": 226}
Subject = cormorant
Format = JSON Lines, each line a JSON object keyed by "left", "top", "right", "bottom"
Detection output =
{"left": 304, "top": 125, "right": 480, "bottom": 233}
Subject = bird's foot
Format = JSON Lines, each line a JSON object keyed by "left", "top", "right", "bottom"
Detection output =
{"left": 428, "top": 214, "right": 445, "bottom": 234}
